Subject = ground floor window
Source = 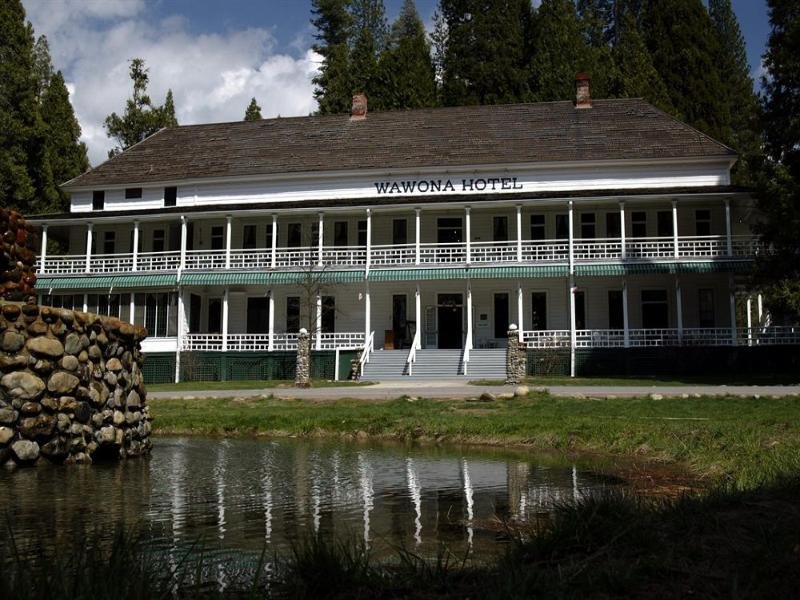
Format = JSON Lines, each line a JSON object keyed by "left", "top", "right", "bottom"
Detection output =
{"left": 286, "top": 296, "right": 300, "bottom": 333}
{"left": 698, "top": 289, "right": 715, "bottom": 327}
{"left": 208, "top": 298, "right": 222, "bottom": 333}
{"left": 575, "top": 291, "right": 586, "bottom": 330}
{"left": 41, "top": 294, "right": 83, "bottom": 310}
{"left": 321, "top": 296, "right": 335, "bottom": 333}
{"left": 641, "top": 290, "right": 668, "bottom": 328}
{"left": 89, "top": 293, "right": 127, "bottom": 319}
{"left": 531, "top": 292, "right": 547, "bottom": 330}
{"left": 608, "top": 290, "right": 624, "bottom": 329}
{"left": 135, "top": 292, "right": 177, "bottom": 337}
{"left": 247, "top": 297, "right": 270, "bottom": 333}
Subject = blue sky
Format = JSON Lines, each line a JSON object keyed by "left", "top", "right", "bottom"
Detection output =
{"left": 22, "top": 0, "right": 771, "bottom": 166}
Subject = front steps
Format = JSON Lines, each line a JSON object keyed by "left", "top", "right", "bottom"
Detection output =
{"left": 361, "top": 348, "right": 506, "bottom": 379}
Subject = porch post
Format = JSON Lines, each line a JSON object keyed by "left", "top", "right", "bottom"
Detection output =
{"left": 517, "top": 282, "right": 524, "bottom": 342}
{"left": 516, "top": 204, "right": 522, "bottom": 262}
{"left": 675, "top": 277, "right": 683, "bottom": 344}
{"left": 82, "top": 293, "right": 88, "bottom": 313}
{"left": 85, "top": 222, "right": 93, "bottom": 272}
{"left": 39, "top": 224, "right": 47, "bottom": 274}
{"left": 315, "top": 294, "right": 322, "bottom": 350}
{"left": 365, "top": 209, "right": 372, "bottom": 273}
{"left": 746, "top": 295, "right": 753, "bottom": 346}
{"left": 414, "top": 208, "right": 421, "bottom": 265}
{"left": 268, "top": 291, "right": 275, "bottom": 351}
{"left": 225, "top": 215, "right": 232, "bottom": 269}
{"left": 179, "top": 216, "right": 187, "bottom": 271}
{"left": 622, "top": 279, "right": 630, "bottom": 348}
{"left": 175, "top": 289, "right": 184, "bottom": 383}
{"left": 725, "top": 198, "right": 733, "bottom": 257}
{"left": 619, "top": 201, "right": 626, "bottom": 260}
{"left": 222, "top": 287, "right": 229, "bottom": 352}
{"left": 757, "top": 293, "right": 763, "bottom": 323}
{"left": 465, "top": 207, "right": 471, "bottom": 265}
{"left": 129, "top": 292, "right": 135, "bottom": 325}
{"left": 672, "top": 200, "right": 679, "bottom": 258}
{"left": 364, "top": 283, "right": 371, "bottom": 349}
{"left": 415, "top": 285, "right": 421, "bottom": 349}
{"left": 568, "top": 200, "right": 576, "bottom": 377}
{"left": 466, "top": 284, "right": 473, "bottom": 349}
{"left": 729, "top": 276, "right": 737, "bottom": 345}
{"left": 317, "top": 212, "right": 324, "bottom": 267}
{"left": 132, "top": 220, "right": 140, "bottom": 271}
{"left": 270, "top": 214, "right": 278, "bottom": 268}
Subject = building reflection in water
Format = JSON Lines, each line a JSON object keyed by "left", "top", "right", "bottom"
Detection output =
{"left": 406, "top": 457, "right": 422, "bottom": 546}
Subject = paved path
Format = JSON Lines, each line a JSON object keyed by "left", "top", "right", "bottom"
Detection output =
{"left": 149, "top": 379, "right": 800, "bottom": 401}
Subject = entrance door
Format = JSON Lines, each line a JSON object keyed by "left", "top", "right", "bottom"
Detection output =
{"left": 392, "top": 295, "right": 408, "bottom": 348}
{"left": 437, "top": 293, "right": 463, "bottom": 349}
{"left": 494, "top": 293, "right": 509, "bottom": 338}
{"left": 247, "top": 297, "right": 270, "bottom": 333}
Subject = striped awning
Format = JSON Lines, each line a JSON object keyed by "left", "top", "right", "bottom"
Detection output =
{"left": 575, "top": 260, "right": 753, "bottom": 277}
{"left": 179, "top": 270, "right": 365, "bottom": 286}
{"left": 36, "top": 274, "right": 177, "bottom": 290}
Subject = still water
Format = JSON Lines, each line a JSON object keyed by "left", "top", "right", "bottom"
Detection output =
{"left": 1, "top": 436, "right": 625, "bottom": 561}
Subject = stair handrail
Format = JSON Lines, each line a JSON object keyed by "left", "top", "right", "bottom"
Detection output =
{"left": 462, "top": 309, "right": 473, "bottom": 376}
{"left": 358, "top": 330, "right": 375, "bottom": 377}
{"left": 406, "top": 329, "right": 421, "bottom": 375}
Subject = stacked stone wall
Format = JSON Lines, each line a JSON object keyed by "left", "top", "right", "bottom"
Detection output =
{"left": 0, "top": 301, "right": 151, "bottom": 466}
{"left": 0, "top": 209, "right": 38, "bottom": 302}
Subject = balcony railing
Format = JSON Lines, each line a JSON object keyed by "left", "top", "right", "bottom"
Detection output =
{"left": 39, "top": 235, "right": 764, "bottom": 276}
{"left": 181, "top": 332, "right": 365, "bottom": 352}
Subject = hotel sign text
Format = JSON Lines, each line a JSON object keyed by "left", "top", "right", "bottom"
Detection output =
{"left": 374, "top": 176, "right": 524, "bottom": 195}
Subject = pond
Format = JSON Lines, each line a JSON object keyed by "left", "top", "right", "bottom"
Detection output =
{"left": 1, "top": 436, "right": 626, "bottom": 563}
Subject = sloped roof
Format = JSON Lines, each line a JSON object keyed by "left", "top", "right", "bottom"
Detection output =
{"left": 64, "top": 98, "right": 735, "bottom": 189}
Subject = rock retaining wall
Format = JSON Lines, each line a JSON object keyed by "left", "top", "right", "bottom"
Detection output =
{"left": 0, "top": 209, "right": 38, "bottom": 302}
{"left": 0, "top": 301, "right": 151, "bottom": 466}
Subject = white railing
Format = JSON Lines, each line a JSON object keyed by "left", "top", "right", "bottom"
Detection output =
{"left": 371, "top": 243, "right": 416, "bottom": 266}
{"left": 181, "top": 331, "right": 363, "bottom": 352}
{"left": 358, "top": 330, "right": 375, "bottom": 377}
{"left": 624, "top": 237, "right": 674, "bottom": 259}
{"left": 418, "top": 242, "right": 466, "bottom": 264}
{"left": 406, "top": 329, "right": 421, "bottom": 375}
{"left": 521, "top": 240, "right": 569, "bottom": 262}
{"left": 136, "top": 251, "right": 181, "bottom": 271}
{"left": 271, "top": 333, "right": 299, "bottom": 351}
{"left": 184, "top": 249, "right": 226, "bottom": 270}
{"left": 181, "top": 333, "right": 223, "bottom": 351}
{"left": 318, "top": 332, "right": 365, "bottom": 350}
{"left": 39, "top": 254, "right": 86, "bottom": 274}
{"left": 739, "top": 326, "right": 800, "bottom": 346}
{"left": 573, "top": 238, "right": 624, "bottom": 261}
{"left": 522, "top": 330, "right": 571, "bottom": 348}
{"left": 89, "top": 253, "right": 134, "bottom": 273}
{"left": 229, "top": 249, "right": 273, "bottom": 270}
{"left": 322, "top": 246, "right": 367, "bottom": 266}
{"left": 274, "top": 247, "right": 314, "bottom": 268}
{"left": 470, "top": 240, "right": 517, "bottom": 263}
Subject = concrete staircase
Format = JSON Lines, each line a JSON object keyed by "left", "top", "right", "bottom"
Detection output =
{"left": 361, "top": 348, "right": 506, "bottom": 380}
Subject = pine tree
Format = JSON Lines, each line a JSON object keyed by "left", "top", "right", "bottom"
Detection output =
{"left": 529, "top": 0, "right": 588, "bottom": 102}
{"left": 439, "top": 0, "right": 532, "bottom": 106}
{"left": 373, "top": 0, "right": 437, "bottom": 109}
{"left": 244, "top": 97, "right": 263, "bottom": 121}
{"left": 32, "top": 35, "right": 54, "bottom": 101}
{"left": 577, "top": 0, "right": 618, "bottom": 99}
{"left": 311, "top": 0, "right": 353, "bottom": 114}
{"left": 348, "top": 0, "right": 388, "bottom": 98}
{"left": 640, "top": 0, "right": 731, "bottom": 143}
{"left": 104, "top": 58, "right": 177, "bottom": 157}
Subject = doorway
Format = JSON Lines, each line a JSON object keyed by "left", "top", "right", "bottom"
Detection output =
{"left": 437, "top": 293, "right": 463, "bottom": 349}
{"left": 494, "top": 293, "right": 509, "bottom": 338}
{"left": 247, "top": 297, "right": 270, "bottom": 333}
{"left": 392, "top": 295, "right": 408, "bottom": 348}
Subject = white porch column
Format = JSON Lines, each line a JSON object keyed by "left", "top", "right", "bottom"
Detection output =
{"left": 364, "top": 283, "right": 371, "bottom": 349}
{"left": 672, "top": 200, "right": 679, "bottom": 258}
{"left": 317, "top": 212, "right": 324, "bottom": 267}
{"left": 82, "top": 293, "right": 88, "bottom": 313}
{"left": 729, "top": 276, "right": 737, "bottom": 345}
{"left": 516, "top": 204, "right": 522, "bottom": 262}
{"left": 466, "top": 284, "right": 473, "bottom": 348}
{"left": 268, "top": 291, "right": 275, "bottom": 351}
{"left": 270, "top": 214, "right": 278, "bottom": 269}
{"left": 414, "top": 208, "right": 421, "bottom": 265}
{"left": 175, "top": 288, "right": 185, "bottom": 383}
{"left": 315, "top": 294, "right": 322, "bottom": 350}
{"left": 415, "top": 285, "right": 421, "bottom": 349}
{"left": 129, "top": 293, "right": 135, "bottom": 325}
{"left": 619, "top": 201, "right": 626, "bottom": 260}
{"left": 365, "top": 209, "right": 372, "bottom": 272}
{"left": 746, "top": 295, "right": 753, "bottom": 346}
{"left": 757, "top": 293, "right": 764, "bottom": 323}
{"left": 675, "top": 277, "right": 683, "bottom": 344}
{"left": 225, "top": 215, "right": 232, "bottom": 269}
{"left": 725, "top": 198, "right": 733, "bottom": 257}
{"left": 465, "top": 207, "right": 471, "bottom": 265}
{"left": 132, "top": 220, "right": 140, "bottom": 271}
{"left": 517, "top": 282, "right": 523, "bottom": 342}
{"left": 39, "top": 224, "right": 47, "bottom": 274}
{"left": 622, "top": 279, "right": 630, "bottom": 348}
{"left": 179, "top": 216, "right": 187, "bottom": 271}
{"left": 222, "top": 287, "right": 229, "bottom": 352}
{"left": 568, "top": 201, "right": 576, "bottom": 377}
{"left": 85, "top": 223, "right": 93, "bottom": 272}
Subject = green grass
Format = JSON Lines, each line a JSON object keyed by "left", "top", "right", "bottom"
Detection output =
{"left": 470, "top": 373, "right": 800, "bottom": 386}
{"left": 149, "top": 392, "right": 800, "bottom": 489}
{"left": 148, "top": 379, "right": 375, "bottom": 392}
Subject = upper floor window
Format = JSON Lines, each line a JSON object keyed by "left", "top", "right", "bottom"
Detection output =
{"left": 287, "top": 223, "right": 302, "bottom": 248}
{"left": 125, "top": 188, "right": 142, "bottom": 200}
{"left": 392, "top": 219, "right": 407, "bottom": 245}
{"left": 92, "top": 190, "right": 104, "bottom": 211}
{"left": 530, "top": 214, "right": 545, "bottom": 240}
{"left": 580, "top": 213, "right": 596, "bottom": 239}
{"left": 164, "top": 186, "right": 177, "bottom": 207}
{"left": 242, "top": 224, "right": 257, "bottom": 249}
{"left": 657, "top": 211, "right": 673, "bottom": 237}
{"left": 334, "top": 221, "right": 349, "bottom": 246}
{"left": 493, "top": 216, "right": 509, "bottom": 241}
{"left": 103, "top": 231, "right": 116, "bottom": 254}
{"left": 152, "top": 229, "right": 165, "bottom": 252}
{"left": 210, "top": 226, "right": 224, "bottom": 250}
{"left": 606, "top": 212, "right": 621, "bottom": 238}
{"left": 695, "top": 209, "right": 711, "bottom": 236}
{"left": 631, "top": 211, "right": 647, "bottom": 238}
{"left": 357, "top": 220, "right": 367, "bottom": 246}
{"left": 555, "top": 214, "right": 569, "bottom": 240}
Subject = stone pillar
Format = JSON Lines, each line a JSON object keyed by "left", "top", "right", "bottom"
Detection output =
{"left": 505, "top": 324, "right": 526, "bottom": 384}
{"left": 295, "top": 328, "right": 311, "bottom": 387}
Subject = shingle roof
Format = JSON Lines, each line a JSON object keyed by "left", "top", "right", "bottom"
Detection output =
{"left": 63, "top": 99, "right": 735, "bottom": 189}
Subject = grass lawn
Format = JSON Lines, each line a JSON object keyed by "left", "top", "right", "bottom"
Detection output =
{"left": 147, "top": 379, "right": 375, "bottom": 392}
{"left": 149, "top": 392, "right": 800, "bottom": 489}
{"left": 470, "top": 373, "right": 800, "bottom": 386}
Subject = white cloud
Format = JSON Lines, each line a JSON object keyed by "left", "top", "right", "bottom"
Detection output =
{"left": 23, "top": 0, "right": 319, "bottom": 166}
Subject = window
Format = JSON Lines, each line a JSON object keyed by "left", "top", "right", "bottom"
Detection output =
{"left": 641, "top": 290, "right": 668, "bottom": 328}
{"left": 311, "top": 222, "right": 319, "bottom": 248}
{"left": 493, "top": 216, "right": 509, "bottom": 241}
{"left": 531, "top": 292, "right": 547, "bottom": 330}
{"left": 357, "top": 220, "right": 367, "bottom": 246}
{"left": 334, "top": 221, "right": 349, "bottom": 246}
{"left": 288, "top": 223, "right": 302, "bottom": 248}
{"left": 243, "top": 224, "right": 257, "bottom": 249}
{"left": 189, "top": 294, "right": 201, "bottom": 333}
{"left": 125, "top": 188, "right": 142, "bottom": 200}
{"left": 530, "top": 214, "right": 545, "bottom": 240}
{"left": 152, "top": 229, "right": 165, "bottom": 252}
{"left": 168, "top": 224, "right": 180, "bottom": 251}
{"left": 392, "top": 219, "right": 407, "bottom": 245}
{"left": 695, "top": 209, "right": 712, "bottom": 236}
{"left": 102, "top": 231, "right": 115, "bottom": 254}
{"left": 608, "top": 290, "right": 624, "bottom": 329}
{"left": 321, "top": 296, "right": 335, "bottom": 333}
{"left": 138, "top": 292, "right": 177, "bottom": 337}
{"left": 210, "top": 225, "right": 224, "bottom": 250}
{"left": 265, "top": 223, "right": 274, "bottom": 249}
{"left": 437, "top": 217, "right": 462, "bottom": 243}
{"left": 164, "top": 186, "right": 177, "bottom": 207}
{"left": 247, "top": 297, "right": 270, "bottom": 333}
{"left": 575, "top": 291, "right": 586, "bottom": 330}
{"left": 207, "top": 299, "right": 222, "bottom": 333}
{"left": 698, "top": 289, "right": 715, "bottom": 327}
{"left": 95, "top": 293, "right": 122, "bottom": 318}
{"left": 92, "top": 190, "right": 104, "bottom": 211}
{"left": 580, "top": 213, "right": 596, "bottom": 239}
{"left": 631, "top": 211, "right": 647, "bottom": 238}
{"left": 606, "top": 212, "right": 621, "bottom": 238}
{"left": 555, "top": 214, "right": 569, "bottom": 240}
{"left": 286, "top": 296, "right": 300, "bottom": 333}
{"left": 657, "top": 211, "right": 673, "bottom": 237}
{"left": 494, "top": 293, "right": 509, "bottom": 338}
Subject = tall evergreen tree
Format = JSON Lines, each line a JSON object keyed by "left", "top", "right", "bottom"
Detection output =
{"left": 577, "top": 0, "right": 618, "bottom": 99}
{"left": 640, "top": 0, "right": 731, "bottom": 143}
{"left": 373, "top": 0, "right": 437, "bottom": 109}
{"left": 439, "top": 0, "right": 532, "bottom": 106}
{"left": 104, "top": 58, "right": 177, "bottom": 157}
{"left": 529, "top": 0, "right": 588, "bottom": 102}
{"left": 244, "top": 97, "right": 262, "bottom": 121}
{"left": 348, "top": 0, "right": 388, "bottom": 97}
{"left": 753, "top": 0, "right": 800, "bottom": 318}
{"left": 311, "top": 0, "right": 353, "bottom": 114}
{"left": 32, "top": 34, "right": 53, "bottom": 101}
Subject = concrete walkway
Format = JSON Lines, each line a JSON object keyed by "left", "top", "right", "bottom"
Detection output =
{"left": 148, "top": 379, "right": 800, "bottom": 401}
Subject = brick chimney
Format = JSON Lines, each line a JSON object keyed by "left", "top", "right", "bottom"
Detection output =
{"left": 575, "top": 72, "right": 592, "bottom": 109}
{"left": 350, "top": 92, "right": 367, "bottom": 121}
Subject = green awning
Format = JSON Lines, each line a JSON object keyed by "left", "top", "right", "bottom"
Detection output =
{"left": 467, "top": 265, "right": 568, "bottom": 278}
{"left": 575, "top": 260, "right": 753, "bottom": 277}
{"left": 36, "top": 274, "right": 177, "bottom": 290}
{"left": 368, "top": 268, "right": 467, "bottom": 282}
{"left": 180, "top": 270, "right": 365, "bottom": 286}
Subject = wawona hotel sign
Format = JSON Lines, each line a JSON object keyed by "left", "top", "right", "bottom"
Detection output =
{"left": 374, "top": 176, "right": 524, "bottom": 195}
